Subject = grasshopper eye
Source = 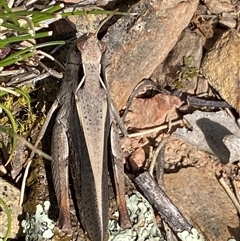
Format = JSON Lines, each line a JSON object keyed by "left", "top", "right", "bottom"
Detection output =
{"left": 77, "top": 41, "right": 86, "bottom": 52}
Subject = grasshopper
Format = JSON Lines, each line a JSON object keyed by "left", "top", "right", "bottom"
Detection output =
{"left": 27, "top": 13, "right": 131, "bottom": 241}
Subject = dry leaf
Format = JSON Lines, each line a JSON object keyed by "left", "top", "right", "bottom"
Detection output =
{"left": 128, "top": 147, "right": 145, "bottom": 172}
{"left": 125, "top": 93, "right": 182, "bottom": 130}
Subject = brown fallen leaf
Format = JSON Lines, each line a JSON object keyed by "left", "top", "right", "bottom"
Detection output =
{"left": 124, "top": 93, "right": 182, "bottom": 130}
{"left": 128, "top": 147, "right": 145, "bottom": 172}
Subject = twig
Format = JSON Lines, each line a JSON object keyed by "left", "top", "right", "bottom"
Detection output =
{"left": 218, "top": 176, "right": 240, "bottom": 215}
{"left": 16, "top": 73, "right": 51, "bottom": 87}
{"left": 134, "top": 171, "right": 192, "bottom": 233}
{"left": 149, "top": 137, "right": 169, "bottom": 177}
{"left": 19, "top": 159, "right": 32, "bottom": 206}
{"left": 0, "top": 86, "right": 21, "bottom": 96}
{"left": 122, "top": 79, "right": 161, "bottom": 122}
{"left": 128, "top": 119, "right": 183, "bottom": 138}
{"left": 37, "top": 50, "right": 66, "bottom": 72}
{"left": 187, "top": 96, "right": 231, "bottom": 108}
{"left": 233, "top": 179, "right": 240, "bottom": 204}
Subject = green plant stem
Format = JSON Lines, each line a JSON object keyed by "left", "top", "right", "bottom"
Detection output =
{"left": 0, "top": 103, "right": 18, "bottom": 163}
{"left": 1, "top": 22, "right": 29, "bottom": 33}
{"left": 0, "top": 40, "right": 65, "bottom": 67}
{"left": 32, "top": 4, "right": 63, "bottom": 23}
{"left": 0, "top": 197, "right": 12, "bottom": 241}
{"left": 0, "top": 126, "right": 52, "bottom": 160}
{"left": 0, "top": 31, "right": 53, "bottom": 48}
{"left": 61, "top": 9, "right": 126, "bottom": 18}
{"left": 0, "top": 0, "right": 19, "bottom": 26}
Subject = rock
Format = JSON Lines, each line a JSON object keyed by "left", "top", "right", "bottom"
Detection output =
{"left": 173, "top": 110, "right": 240, "bottom": 163}
{"left": 0, "top": 178, "right": 22, "bottom": 239}
{"left": 103, "top": 0, "right": 198, "bottom": 109}
{"left": 164, "top": 167, "right": 240, "bottom": 241}
{"left": 202, "top": 30, "right": 240, "bottom": 113}
{"left": 151, "top": 28, "right": 205, "bottom": 93}
{"left": 108, "top": 191, "right": 164, "bottom": 241}
{"left": 223, "top": 134, "right": 240, "bottom": 163}
{"left": 203, "top": 0, "right": 234, "bottom": 14}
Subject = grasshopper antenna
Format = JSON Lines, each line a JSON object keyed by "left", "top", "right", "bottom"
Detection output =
{"left": 83, "top": 8, "right": 118, "bottom": 36}
{"left": 94, "top": 9, "right": 119, "bottom": 37}
{"left": 83, "top": 9, "right": 91, "bottom": 36}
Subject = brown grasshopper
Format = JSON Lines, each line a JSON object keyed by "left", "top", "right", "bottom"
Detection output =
{"left": 27, "top": 13, "right": 131, "bottom": 241}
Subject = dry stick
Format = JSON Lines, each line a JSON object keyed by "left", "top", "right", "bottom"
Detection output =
{"left": 19, "top": 159, "right": 32, "bottom": 206}
{"left": 0, "top": 69, "right": 25, "bottom": 77}
{"left": 134, "top": 172, "right": 192, "bottom": 233}
{"left": 122, "top": 79, "right": 162, "bottom": 122}
{"left": 148, "top": 137, "right": 178, "bottom": 241}
{"left": 187, "top": 96, "right": 232, "bottom": 108}
{"left": 149, "top": 137, "right": 169, "bottom": 177}
{"left": 37, "top": 60, "right": 63, "bottom": 79}
{"left": 0, "top": 87, "right": 20, "bottom": 96}
{"left": 6, "top": 72, "right": 40, "bottom": 87}
{"left": 19, "top": 100, "right": 59, "bottom": 206}
{"left": 128, "top": 119, "right": 183, "bottom": 138}
{"left": 218, "top": 176, "right": 240, "bottom": 215}
{"left": 233, "top": 179, "right": 240, "bottom": 204}
{"left": 16, "top": 73, "right": 51, "bottom": 87}
{"left": 108, "top": 99, "right": 128, "bottom": 136}
{"left": 37, "top": 50, "right": 66, "bottom": 72}
{"left": 135, "top": 172, "right": 206, "bottom": 240}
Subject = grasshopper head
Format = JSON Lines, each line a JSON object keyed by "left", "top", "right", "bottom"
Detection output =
{"left": 77, "top": 34, "right": 106, "bottom": 64}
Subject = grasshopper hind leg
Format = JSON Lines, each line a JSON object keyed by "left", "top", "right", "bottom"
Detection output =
{"left": 110, "top": 121, "right": 132, "bottom": 229}
{"left": 51, "top": 119, "right": 71, "bottom": 232}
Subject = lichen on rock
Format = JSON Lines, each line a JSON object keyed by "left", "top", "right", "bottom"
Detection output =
{"left": 108, "top": 190, "right": 164, "bottom": 241}
{"left": 21, "top": 201, "right": 55, "bottom": 241}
